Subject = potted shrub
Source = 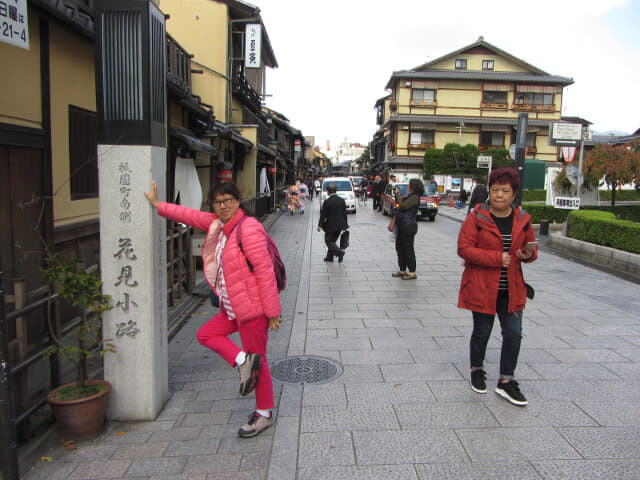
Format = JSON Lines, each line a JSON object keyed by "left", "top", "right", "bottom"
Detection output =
{"left": 41, "top": 254, "right": 115, "bottom": 440}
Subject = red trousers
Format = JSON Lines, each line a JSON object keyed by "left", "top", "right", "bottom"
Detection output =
{"left": 196, "top": 310, "right": 273, "bottom": 410}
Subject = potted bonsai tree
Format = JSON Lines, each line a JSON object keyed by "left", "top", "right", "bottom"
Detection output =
{"left": 41, "top": 253, "right": 115, "bottom": 440}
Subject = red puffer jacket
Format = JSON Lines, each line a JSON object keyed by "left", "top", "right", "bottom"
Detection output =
{"left": 457, "top": 203, "right": 537, "bottom": 314}
{"left": 157, "top": 203, "right": 281, "bottom": 323}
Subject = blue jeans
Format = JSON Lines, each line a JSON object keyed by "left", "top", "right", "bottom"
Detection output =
{"left": 470, "top": 293, "right": 522, "bottom": 379}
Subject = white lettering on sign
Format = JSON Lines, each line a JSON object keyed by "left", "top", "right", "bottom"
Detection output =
{"left": 244, "top": 23, "right": 261, "bottom": 69}
{"left": 0, "top": 0, "right": 29, "bottom": 50}
{"left": 554, "top": 196, "right": 581, "bottom": 210}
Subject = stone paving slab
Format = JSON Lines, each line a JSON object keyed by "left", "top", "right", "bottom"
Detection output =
{"left": 455, "top": 427, "right": 581, "bottom": 461}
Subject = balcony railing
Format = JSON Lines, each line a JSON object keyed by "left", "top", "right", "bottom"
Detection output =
{"left": 166, "top": 34, "right": 193, "bottom": 94}
{"left": 232, "top": 65, "right": 262, "bottom": 111}
{"left": 512, "top": 103, "right": 554, "bottom": 113}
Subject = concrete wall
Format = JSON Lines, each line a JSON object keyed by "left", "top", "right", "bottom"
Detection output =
{"left": 161, "top": 0, "right": 229, "bottom": 121}
{"left": 0, "top": 11, "right": 42, "bottom": 129}
{"left": 235, "top": 126, "right": 257, "bottom": 199}
{"left": 49, "top": 22, "right": 98, "bottom": 227}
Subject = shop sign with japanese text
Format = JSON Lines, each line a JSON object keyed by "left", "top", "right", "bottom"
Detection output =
{"left": 554, "top": 196, "right": 580, "bottom": 210}
{"left": 0, "top": 0, "right": 29, "bottom": 50}
{"left": 244, "top": 23, "right": 261, "bottom": 69}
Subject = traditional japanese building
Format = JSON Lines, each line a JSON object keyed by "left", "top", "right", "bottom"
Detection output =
{"left": 372, "top": 37, "right": 578, "bottom": 174}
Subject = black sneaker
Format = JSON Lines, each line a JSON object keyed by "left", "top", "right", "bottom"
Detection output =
{"left": 470, "top": 369, "right": 487, "bottom": 394}
{"left": 495, "top": 380, "right": 528, "bottom": 406}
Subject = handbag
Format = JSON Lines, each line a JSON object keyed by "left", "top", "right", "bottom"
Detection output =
{"left": 387, "top": 214, "right": 396, "bottom": 232}
{"left": 525, "top": 282, "right": 535, "bottom": 300}
{"left": 210, "top": 290, "right": 220, "bottom": 307}
{"left": 339, "top": 229, "right": 350, "bottom": 249}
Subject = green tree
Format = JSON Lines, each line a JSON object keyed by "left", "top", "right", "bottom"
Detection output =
{"left": 443, "top": 143, "right": 463, "bottom": 170}
{"left": 358, "top": 146, "right": 370, "bottom": 169}
{"left": 485, "top": 148, "right": 513, "bottom": 169}
{"left": 584, "top": 142, "right": 640, "bottom": 206}
{"left": 424, "top": 147, "right": 445, "bottom": 176}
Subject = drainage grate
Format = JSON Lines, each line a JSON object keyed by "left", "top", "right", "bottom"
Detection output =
{"left": 270, "top": 356, "right": 343, "bottom": 385}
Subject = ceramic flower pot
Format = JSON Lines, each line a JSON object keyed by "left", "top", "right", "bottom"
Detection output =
{"left": 46, "top": 379, "right": 111, "bottom": 441}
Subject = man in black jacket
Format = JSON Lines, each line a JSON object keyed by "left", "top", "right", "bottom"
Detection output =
{"left": 467, "top": 178, "right": 488, "bottom": 213}
{"left": 317, "top": 183, "right": 348, "bottom": 262}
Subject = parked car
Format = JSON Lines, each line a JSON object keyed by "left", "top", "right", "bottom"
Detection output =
{"left": 321, "top": 177, "right": 357, "bottom": 213}
{"left": 381, "top": 182, "right": 439, "bottom": 221}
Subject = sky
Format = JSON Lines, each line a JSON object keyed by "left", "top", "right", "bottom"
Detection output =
{"left": 256, "top": 0, "right": 640, "bottom": 157}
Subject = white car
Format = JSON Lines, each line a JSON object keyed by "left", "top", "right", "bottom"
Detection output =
{"left": 320, "top": 177, "right": 357, "bottom": 213}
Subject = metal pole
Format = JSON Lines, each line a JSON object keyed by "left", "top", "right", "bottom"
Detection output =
{"left": 514, "top": 113, "right": 528, "bottom": 206}
{"left": 0, "top": 250, "right": 20, "bottom": 480}
{"left": 576, "top": 126, "right": 586, "bottom": 199}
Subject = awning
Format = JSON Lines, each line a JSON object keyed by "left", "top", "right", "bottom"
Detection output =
{"left": 168, "top": 125, "right": 218, "bottom": 155}
{"left": 203, "top": 121, "right": 254, "bottom": 149}
{"left": 385, "top": 156, "right": 424, "bottom": 165}
{"left": 257, "top": 144, "right": 277, "bottom": 157}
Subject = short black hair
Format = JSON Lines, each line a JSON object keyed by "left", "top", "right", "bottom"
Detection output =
{"left": 326, "top": 183, "right": 337, "bottom": 194}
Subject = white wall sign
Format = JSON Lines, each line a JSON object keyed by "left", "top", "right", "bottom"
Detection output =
{"left": 554, "top": 196, "right": 581, "bottom": 210}
{"left": 0, "top": 0, "right": 30, "bottom": 50}
{"left": 477, "top": 155, "right": 492, "bottom": 168}
{"left": 244, "top": 23, "right": 261, "bottom": 69}
{"left": 552, "top": 123, "right": 582, "bottom": 141}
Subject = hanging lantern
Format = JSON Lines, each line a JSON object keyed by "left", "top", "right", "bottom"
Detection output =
{"left": 268, "top": 166, "right": 276, "bottom": 175}
{"left": 216, "top": 161, "right": 233, "bottom": 182}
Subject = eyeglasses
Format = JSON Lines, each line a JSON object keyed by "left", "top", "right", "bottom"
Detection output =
{"left": 213, "top": 197, "right": 236, "bottom": 208}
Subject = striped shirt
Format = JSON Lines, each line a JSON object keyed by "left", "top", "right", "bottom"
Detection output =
{"left": 491, "top": 212, "right": 513, "bottom": 292}
{"left": 214, "top": 229, "right": 236, "bottom": 320}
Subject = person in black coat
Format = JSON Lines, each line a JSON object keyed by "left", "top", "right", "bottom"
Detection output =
{"left": 467, "top": 178, "right": 488, "bottom": 213}
{"left": 317, "top": 183, "right": 348, "bottom": 262}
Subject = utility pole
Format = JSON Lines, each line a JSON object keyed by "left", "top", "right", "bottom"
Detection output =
{"left": 514, "top": 113, "right": 528, "bottom": 206}
{"left": 576, "top": 125, "right": 586, "bottom": 199}
{"left": 0, "top": 249, "right": 20, "bottom": 480}
{"left": 457, "top": 121, "right": 465, "bottom": 145}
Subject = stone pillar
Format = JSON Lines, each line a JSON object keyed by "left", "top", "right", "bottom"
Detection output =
{"left": 99, "top": 145, "right": 168, "bottom": 420}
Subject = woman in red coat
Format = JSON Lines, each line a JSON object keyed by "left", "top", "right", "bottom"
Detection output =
{"left": 457, "top": 167, "right": 537, "bottom": 406}
{"left": 145, "top": 181, "right": 282, "bottom": 437}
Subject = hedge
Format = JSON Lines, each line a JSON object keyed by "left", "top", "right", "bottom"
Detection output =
{"left": 523, "top": 204, "right": 640, "bottom": 224}
{"left": 522, "top": 189, "right": 546, "bottom": 202}
{"left": 568, "top": 210, "right": 640, "bottom": 254}
{"left": 599, "top": 190, "right": 640, "bottom": 201}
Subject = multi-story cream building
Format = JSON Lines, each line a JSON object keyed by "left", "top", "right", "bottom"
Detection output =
{"left": 372, "top": 37, "right": 576, "bottom": 174}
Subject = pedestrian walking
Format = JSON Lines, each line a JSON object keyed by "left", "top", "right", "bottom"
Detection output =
{"left": 391, "top": 178, "right": 423, "bottom": 280}
{"left": 372, "top": 175, "right": 385, "bottom": 211}
{"left": 358, "top": 177, "right": 369, "bottom": 204}
{"left": 145, "top": 180, "right": 282, "bottom": 437}
{"left": 457, "top": 167, "right": 537, "bottom": 406}
{"left": 287, "top": 182, "right": 301, "bottom": 214}
{"left": 467, "top": 177, "right": 488, "bottom": 213}
{"left": 306, "top": 176, "right": 314, "bottom": 200}
{"left": 317, "top": 182, "right": 348, "bottom": 262}
{"left": 297, "top": 179, "right": 308, "bottom": 214}
{"left": 314, "top": 177, "right": 322, "bottom": 200}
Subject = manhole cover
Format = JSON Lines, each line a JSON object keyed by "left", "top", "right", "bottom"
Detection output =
{"left": 270, "top": 356, "right": 342, "bottom": 385}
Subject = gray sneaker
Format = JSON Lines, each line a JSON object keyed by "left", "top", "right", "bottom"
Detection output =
{"left": 238, "top": 411, "right": 274, "bottom": 438}
{"left": 238, "top": 352, "right": 262, "bottom": 396}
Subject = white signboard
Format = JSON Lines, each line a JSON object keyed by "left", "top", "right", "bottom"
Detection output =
{"left": 552, "top": 123, "right": 582, "bottom": 141}
{"left": 244, "top": 23, "right": 261, "bottom": 69}
{"left": 554, "top": 196, "right": 581, "bottom": 210}
{"left": 0, "top": 0, "right": 29, "bottom": 50}
{"left": 477, "top": 155, "right": 492, "bottom": 168}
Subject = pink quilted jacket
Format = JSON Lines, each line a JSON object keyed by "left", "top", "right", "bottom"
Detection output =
{"left": 157, "top": 203, "right": 281, "bottom": 323}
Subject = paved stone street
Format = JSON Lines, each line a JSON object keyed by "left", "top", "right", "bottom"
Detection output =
{"left": 23, "top": 199, "right": 640, "bottom": 480}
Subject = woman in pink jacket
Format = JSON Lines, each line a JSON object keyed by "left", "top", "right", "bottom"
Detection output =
{"left": 145, "top": 180, "right": 282, "bottom": 438}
